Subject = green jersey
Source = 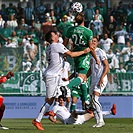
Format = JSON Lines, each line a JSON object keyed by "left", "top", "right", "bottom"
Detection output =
{"left": 65, "top": 26, "right": 93, "bottom": 51}
{"left": 65, "top": 26, "right": 93, "bottom": 74}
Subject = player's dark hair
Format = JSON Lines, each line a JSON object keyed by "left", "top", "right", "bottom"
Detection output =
{"left": 58, "top": 95, "right": 66, "bottom": 101}
{"left": 93, "top": 36, "right": 99, "bottom": 41}
{"left": 45, "top": 30, "right": 57, "bottom": 44}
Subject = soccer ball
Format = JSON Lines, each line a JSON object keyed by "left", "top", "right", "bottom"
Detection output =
{"left": 71, "top": 2, "right": 83, "bottom": 13}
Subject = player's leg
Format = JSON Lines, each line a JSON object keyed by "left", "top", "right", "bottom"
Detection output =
{"left": 74, "top": 113, "right": 94, "bottom": 125}
{"left": 92, "top": 94, "right": 105, "bottom": 127}
{"left": 80, "top": 82, "right": 88, "bottom": 102}
{"left": 70, "top": 87, "right": 80, "bottom": 112}
{"left": 0, "top": 96, "right": 4, "bottom": 108}
{"left": 67, "top": 76, "right": 83, "bottom": 90}
{"left": 80, "top": 82, "right": 90, "bottom": 106}
{"left": 91, "top": 80, "right": 107, "bottom": 128}
{"left": 0, "top": 102, "right": 9, "bottom": 130}
{"left": 0, "top": 97, "right": 5, "bottom": 123}
{"left": 32, "top": 76, "right": 59, "bottom": 130}
{"left": 102, "top": 104, "right": 117, "bottom": 116}
{"left": 70, "top": 96, "right": 78, "bottom": 113}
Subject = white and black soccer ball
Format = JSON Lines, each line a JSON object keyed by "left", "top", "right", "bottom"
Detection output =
{"left": 71, "top": 2, "right": 83, "bottom": 13}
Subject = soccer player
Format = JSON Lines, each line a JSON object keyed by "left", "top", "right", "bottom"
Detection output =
{"left": 32, "top": 30, "right": 91, "bottom": 130}
{"left": 48, "top": 95, "right": 116, "bottom": 125}
{"left": 63, "top": 12, "right": 100, "bottom": 108}
{"left": 0, "top": 71, "right": 14, "bottom": 129}
{"left": 56, "top": 57, "right": 71, "bottom": 111}
{"left": 87, "top": 37, "right": 109, "bottom": 128}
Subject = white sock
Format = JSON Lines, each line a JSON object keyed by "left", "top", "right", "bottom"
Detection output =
{"left": 93, "top": 95, "right": 104, "bottom": 123}
{"left": 36, "top": 103, "right": 50, "bottom": 122}
{"left": 102, "top": 111, "right": 111, "bottom": 116}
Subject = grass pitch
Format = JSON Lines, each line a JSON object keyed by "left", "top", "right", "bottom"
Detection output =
{"left": 0, "top": 118, "right": 133, "bottom": 133}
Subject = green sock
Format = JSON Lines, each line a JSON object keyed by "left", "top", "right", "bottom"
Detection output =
{"left": 70, "top": 103, "right": 76, "bottom": 113}
{"left": 67, "top": 77, "right": 82, "bottom": 90}
{"left": 81, "top": 83, "right": 88, "bottom": 102}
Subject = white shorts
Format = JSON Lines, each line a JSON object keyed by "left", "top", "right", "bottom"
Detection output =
{"left": 65, "top": 115, "right": 84, "bottom": 125}
{"left": 90, "top": 77, "right": 108, "bottom": 95}
{"left": 44, "top": 75, "right": 61, "bottom": 98}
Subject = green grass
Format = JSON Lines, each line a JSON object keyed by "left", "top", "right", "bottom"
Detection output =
{"left": 0, "top": 118, "right": 133, "bottom": 133}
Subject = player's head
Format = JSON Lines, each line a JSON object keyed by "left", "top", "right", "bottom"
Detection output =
{"left": 75, "top": 12, "right": 85, "bottom": 25}
{"left": 92, "top": 36, "right": 99, "bottom": 48}
{"left": 58, "top": 95, "right": 66, "bottom": 103}
{"left": 45, "top": 30, "right": 59, "bottom": 44}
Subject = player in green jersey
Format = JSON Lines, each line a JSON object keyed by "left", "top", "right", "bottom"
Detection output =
{"left": 63, "top": 12, "right": 99, "bottom": 109}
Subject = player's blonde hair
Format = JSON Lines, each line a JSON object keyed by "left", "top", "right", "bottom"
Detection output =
{"left": 75, "top": 13, "right": 84, "bottom": 25}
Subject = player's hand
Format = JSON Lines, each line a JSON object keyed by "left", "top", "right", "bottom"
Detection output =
{"left": 6, "top": 71, "right": 14, "bottom": 79}
{"left": 98, "top": 78, "right": 104, "bottom": 87}
{"left": 83, "top": 47, "right": 91, "bottom": 54}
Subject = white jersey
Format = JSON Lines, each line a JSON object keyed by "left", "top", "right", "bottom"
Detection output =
{"left": 52, "top": 104, "right": 71, "bottom": 124}
{"left": 44, "top": 43, "right": 69, "bottom": 77}
{"left": 90, "top": 48, "right": 107, "bottom": 83}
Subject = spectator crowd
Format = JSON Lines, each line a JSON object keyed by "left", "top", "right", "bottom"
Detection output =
{"left": 0, "top": 0, "right": 133, "bottom": 73}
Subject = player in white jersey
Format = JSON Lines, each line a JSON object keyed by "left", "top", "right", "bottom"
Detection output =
{"left": 32, "top": 30, "right": 91, "bottom": 130}
{"left": 87, "top": 37, "right": 109, "bottom": 128}
{"left": 56, "top": 57, "right": 71, "bottom": 110}
{"left": 48, "top": 95, "right": 116, "bottom": 125}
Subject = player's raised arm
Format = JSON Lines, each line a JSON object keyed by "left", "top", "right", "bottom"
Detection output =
{"left": 65, "top": 47, "right": 90, "bottom": 58}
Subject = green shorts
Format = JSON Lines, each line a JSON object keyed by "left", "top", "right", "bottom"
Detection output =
{"left": 74, "top": 54, "right": 90, "bottom": 74}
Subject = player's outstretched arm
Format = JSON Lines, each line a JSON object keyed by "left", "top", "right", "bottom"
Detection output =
{"left": 65, "top": 47, "right": 90, "bottom": 58}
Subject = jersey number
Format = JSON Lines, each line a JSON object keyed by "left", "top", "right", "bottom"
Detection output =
{"left": 72, "top": 34, "right": 85, "bottom": 46}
